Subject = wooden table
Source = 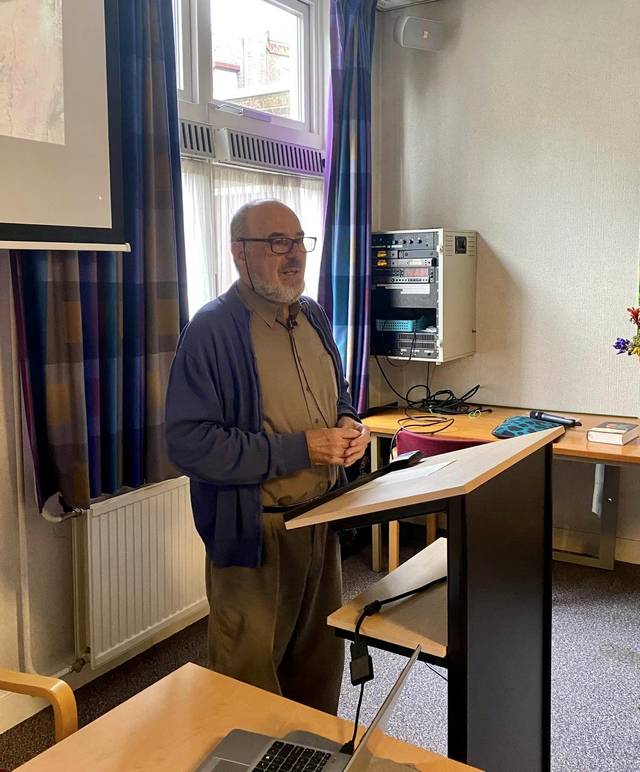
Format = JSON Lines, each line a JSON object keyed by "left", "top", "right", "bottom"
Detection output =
{"left": 363, "top": 407, "right": 640, "bottom": 571}
{"left": 16, "top": 664, "right": 478, "bottom": 771}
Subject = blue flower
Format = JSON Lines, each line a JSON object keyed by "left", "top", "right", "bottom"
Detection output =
{"left": 613, "top": 338, "right": 631, "bottom": 354}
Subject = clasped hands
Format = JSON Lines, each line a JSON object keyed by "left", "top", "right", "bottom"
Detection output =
{"left": 305, "top": 416, "right": 371, "bottom": 467}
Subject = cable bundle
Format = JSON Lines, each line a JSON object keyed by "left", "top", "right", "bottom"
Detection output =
{"left": 373, "top": 352, "right": 482, "bottom": 418}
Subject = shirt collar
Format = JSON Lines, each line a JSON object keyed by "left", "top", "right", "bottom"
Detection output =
{"left": 236, "top": 280, "right": 301, "bottom": 329}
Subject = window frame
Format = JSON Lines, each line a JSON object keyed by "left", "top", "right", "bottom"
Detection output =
{"left": 173, "top": 0, "right": 196, "bottom": 103}
{"left": 177, "top": 0, "right": 327, "bottom": 151}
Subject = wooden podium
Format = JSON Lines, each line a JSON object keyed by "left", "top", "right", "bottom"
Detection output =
{"left": 286, "top": 427, "right": 563, "bottom": 772}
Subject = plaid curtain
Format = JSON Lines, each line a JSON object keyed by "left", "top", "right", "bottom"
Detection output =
{"left": 319, "top": 0, "right": 377, "bottom": 414}
{"left": 10, "top": 0, "right": 187, "bottom": 512}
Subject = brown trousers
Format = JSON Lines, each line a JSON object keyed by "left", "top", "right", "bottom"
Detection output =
{"left": 205, "top": 514, "right": 344, "bottom": 714}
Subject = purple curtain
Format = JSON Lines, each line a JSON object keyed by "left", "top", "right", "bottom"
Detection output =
{"left": 319, "top": 0, "right": 377, "bottom": 413}
{"left": 10, "top": 0, "right": 188, "bottom": 512}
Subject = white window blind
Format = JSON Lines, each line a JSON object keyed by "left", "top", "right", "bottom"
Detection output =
{"left": 181, "top": 160, "right": 324, "bottom": 317}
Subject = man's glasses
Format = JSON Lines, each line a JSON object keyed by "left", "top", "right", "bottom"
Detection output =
{"left": 236, "top": 236, "right": 317, "bottom": 255}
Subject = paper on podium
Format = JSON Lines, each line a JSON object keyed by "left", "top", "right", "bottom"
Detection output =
{"left": 366, "top": 459, "right": 453, "bottom": 489}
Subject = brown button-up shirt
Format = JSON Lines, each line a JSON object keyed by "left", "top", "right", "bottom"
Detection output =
{"left": 237, "top": 281, "right": 339, "bottom": 506}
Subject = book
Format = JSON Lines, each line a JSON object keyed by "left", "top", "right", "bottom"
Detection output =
{"left": 587, "top": 421, "right": 640, "bottom": 445}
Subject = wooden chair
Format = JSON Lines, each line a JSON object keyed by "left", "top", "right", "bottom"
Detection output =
{"left": 0, "top": 668, "right": 77, "bottom": 743}
{"left": 388, "top": 430, "right": 488, "bottom": 567}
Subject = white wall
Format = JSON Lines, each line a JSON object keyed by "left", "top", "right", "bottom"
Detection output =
{"left": 372, "top": 0, "right": 640, "bottom": 559}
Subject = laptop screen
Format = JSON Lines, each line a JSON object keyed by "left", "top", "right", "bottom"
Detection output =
{"left": 344, "top": 645, "right": 422, "bottom": 772}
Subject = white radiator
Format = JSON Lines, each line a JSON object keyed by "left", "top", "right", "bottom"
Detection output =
{"left": 75, "top": 477, "right": 208, "bottom": 669}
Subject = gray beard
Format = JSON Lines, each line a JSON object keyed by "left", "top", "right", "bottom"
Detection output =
{"left": 251, "top": 274, "right": 304, "bottom": 304}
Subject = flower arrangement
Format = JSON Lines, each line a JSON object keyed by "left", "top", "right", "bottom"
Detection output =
{"left": 613, "top": 306, "right": 640, "bottom": 357}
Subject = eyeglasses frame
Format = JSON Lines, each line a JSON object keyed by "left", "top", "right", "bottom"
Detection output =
{"left": 234, "top": 236, "right": 317, "bottom": 255}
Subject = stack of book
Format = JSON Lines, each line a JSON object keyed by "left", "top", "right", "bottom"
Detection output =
{"left": 586, "top": 421, "right": 640, "bottom": 446}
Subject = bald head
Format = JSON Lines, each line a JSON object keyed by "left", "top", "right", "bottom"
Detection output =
{"left": 230, "top": 199, "right": 307, "bottom": 304}
{"left": 230, "top": 200, "right": 299, "bottom": 243}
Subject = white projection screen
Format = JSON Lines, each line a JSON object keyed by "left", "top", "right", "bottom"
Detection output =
{"left": 0, "top": 0, "right": 124, "bottom": 247}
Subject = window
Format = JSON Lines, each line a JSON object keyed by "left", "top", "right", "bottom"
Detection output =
{"left": 173, "top": 0, "right": 194, "bottom": 102}
{"left": 174, "top": 1, "right": 327, "bottom": 313}
{"left": 174, "top": 0, "right": 327, "bottom": 145}
{"left": 211, "top": 0, "right": 308, "bottom": 124}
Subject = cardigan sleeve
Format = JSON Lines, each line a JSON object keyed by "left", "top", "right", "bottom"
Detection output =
{"left": 165, "top": 348, "right": 310, "bottom": 485}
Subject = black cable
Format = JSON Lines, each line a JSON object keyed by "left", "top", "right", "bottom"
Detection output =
{"left": 346, "top": 573, "right": 448, "bottom": 752}
{"left": 373, "top": 350, "right": 413, "bottom": 404}
{"left": 355, "top": 574, "right": 448, "bottom": 631}
{"left": 372, "top": 349, "right": 482, "bottom": 417}
{"left": 340, "top": 682, "right": 366, "bottom": 755}
{"left": 397, "top": 414, "right": 455, "bottom": 436}
{"left": 385, "top": 330, "right": 417, "bottom": 368}
{"left": 241, "top": 242, "right": 258, "bottom": 294}
{"left": 425, "top": 663, "right": 448, "bottom": 683}
{"left": 427, "top": 384, "right": 482, "bottom": 415}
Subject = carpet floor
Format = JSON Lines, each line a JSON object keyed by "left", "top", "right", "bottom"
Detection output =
{"left": 1, "top": 546, "right": 639, "bottom": 771}
{"left": 338, "top": 550, "right": 640, "bottom": 772}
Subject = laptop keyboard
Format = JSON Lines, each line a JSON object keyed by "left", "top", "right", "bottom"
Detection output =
{"left": 253, "top": 741, "right": 333, "bottom": 772}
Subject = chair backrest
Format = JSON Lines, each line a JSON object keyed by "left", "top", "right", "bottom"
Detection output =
{"left": 396, "top": 428, "right": 488, "bottom": 458}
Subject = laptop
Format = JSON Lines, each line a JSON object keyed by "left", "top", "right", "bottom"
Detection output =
{"left": 195, "top": 645, "right": 422, "bottom": 772}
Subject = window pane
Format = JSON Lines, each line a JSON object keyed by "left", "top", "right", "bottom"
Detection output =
{"left": 172, "top": 0, "right": 184, "bottom": 92}
{"left": 211, "top": 0, "right": 304, "bottom": 122}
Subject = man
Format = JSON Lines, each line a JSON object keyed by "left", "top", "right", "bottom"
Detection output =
{"left": 165, "top": 200, "right": 370, "bottom": 714}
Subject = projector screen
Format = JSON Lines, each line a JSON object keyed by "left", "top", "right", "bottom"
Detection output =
{"left": 0, "top": 0, "right": 124, "bottom": 247}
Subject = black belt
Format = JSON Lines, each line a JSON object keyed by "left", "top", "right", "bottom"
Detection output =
{"left": 262, "top": 504, "right": 301, "bottom": 514}
{"left": 262, "top": 488, "right": 339, "bottom": 516}
{"left": 266, "top": 450, "right": 426, "bottom": 522}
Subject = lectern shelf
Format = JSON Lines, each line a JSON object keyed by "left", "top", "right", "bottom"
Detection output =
{"left": 328, "top": 538, "right": 448, "bottom": 661}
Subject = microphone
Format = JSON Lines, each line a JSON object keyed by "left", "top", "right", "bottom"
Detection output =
{"left": 286, "top": 303, "right": 300, "bottom": 331}
{"left": 529, "top": 410, "right": 581, "bottom": 428}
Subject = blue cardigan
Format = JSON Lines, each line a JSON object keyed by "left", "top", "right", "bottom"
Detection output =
{"left": 165, "top": 284, "right": 359, "bottom": 567}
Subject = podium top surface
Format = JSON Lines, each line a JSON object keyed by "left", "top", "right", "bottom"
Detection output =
{"left": 286, "top": 427, "right": 561, "bottom": 530}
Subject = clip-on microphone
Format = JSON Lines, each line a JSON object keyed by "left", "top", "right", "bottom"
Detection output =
{"left": 286, "top": 303, "right": 299, "bottom": 331}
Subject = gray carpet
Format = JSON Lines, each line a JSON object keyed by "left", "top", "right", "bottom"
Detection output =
{"left": 338, "top": 549, "right": 640, "bottom": 772}
{"left": 1, "top": 546, "right": 640, "bottom": 771}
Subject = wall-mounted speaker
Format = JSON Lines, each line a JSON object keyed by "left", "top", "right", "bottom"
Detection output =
{"left": 393, "top": 16, "right": 445, "bottom": 51}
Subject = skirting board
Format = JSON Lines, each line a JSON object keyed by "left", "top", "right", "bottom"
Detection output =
{"left": 0, "top": 602, "right": 208, "bottom": 736}
{"left": 553, "top": 527, "right": 640, "bottom": 566}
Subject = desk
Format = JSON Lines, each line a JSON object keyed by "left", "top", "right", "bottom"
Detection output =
{"left": 363, "top": 407, "right": 640, "bottom": 571}
{"left": 17, "top": 664, "right": 478, "bottom": 772}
